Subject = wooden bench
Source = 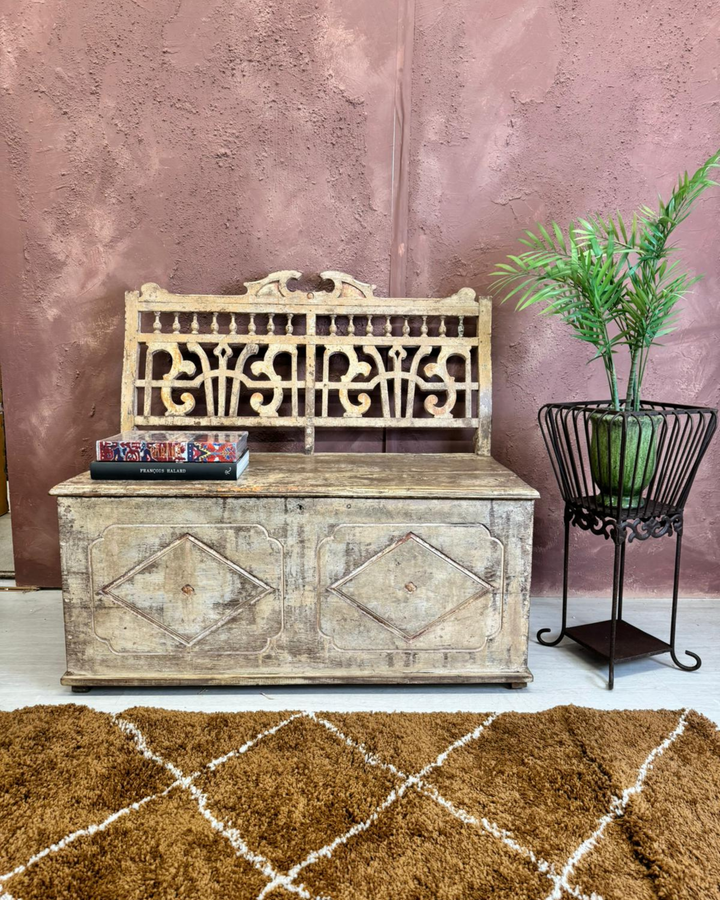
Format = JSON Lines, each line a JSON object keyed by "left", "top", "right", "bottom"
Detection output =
{"left": 51, "top": 271, "right": 538, "bottom": 690}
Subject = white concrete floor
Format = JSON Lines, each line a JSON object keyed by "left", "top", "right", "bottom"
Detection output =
{"left": 1, "top": 587, "right": 718, "bottom": 722}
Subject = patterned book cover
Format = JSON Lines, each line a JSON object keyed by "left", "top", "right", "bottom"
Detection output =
{"left": 96, "top": 431, "right": 248, "bottom": 463}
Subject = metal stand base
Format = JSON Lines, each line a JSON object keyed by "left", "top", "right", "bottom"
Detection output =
{"left": 537, "top": 509, "right": 701, "bottom": 689}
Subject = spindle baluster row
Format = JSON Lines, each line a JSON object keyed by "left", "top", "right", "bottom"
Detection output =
{"left": 145, "top": 311, "right": 471, "bottom": 337}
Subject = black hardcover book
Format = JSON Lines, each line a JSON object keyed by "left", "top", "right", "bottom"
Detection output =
{"left": 90, "top": 452, "right": 249, "bottom": 481}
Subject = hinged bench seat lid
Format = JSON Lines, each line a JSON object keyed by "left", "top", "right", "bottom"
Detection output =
{"left": 50, "top": 453, "right": 538, "bottom": 500}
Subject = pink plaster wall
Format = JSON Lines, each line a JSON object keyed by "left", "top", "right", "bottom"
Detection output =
{"left": 1, "top": 0, "right": 718, "bottom": 593}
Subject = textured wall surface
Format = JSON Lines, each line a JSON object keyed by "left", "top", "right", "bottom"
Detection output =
{"left": 1, "top": 0, "right": 719, "bottom": 593}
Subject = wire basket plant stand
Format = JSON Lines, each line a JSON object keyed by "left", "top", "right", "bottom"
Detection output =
{"left": 537, "top": 400, "right": 717, "bottom": 689}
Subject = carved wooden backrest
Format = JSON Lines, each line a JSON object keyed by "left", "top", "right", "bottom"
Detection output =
{"left": 121, "top": 271, "right": 491, "bottom": 454}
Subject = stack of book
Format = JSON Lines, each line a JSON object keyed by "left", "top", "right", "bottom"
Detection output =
{"left": 90, "top": 431, "right": 249, "bottom": 480}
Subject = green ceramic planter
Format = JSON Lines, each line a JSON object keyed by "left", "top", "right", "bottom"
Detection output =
{"left": 589, "top": 410, "right": 658, "bottom": 507}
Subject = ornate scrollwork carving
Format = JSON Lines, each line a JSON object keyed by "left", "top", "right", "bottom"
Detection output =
{"left": 228, "top": 343, "right": 260, "bottom": 417}
{"left": 186, "top": 342, "right": 215, "bottom": 415}
{"left": 318, "top": 271, "right": 376, "bottom": 301}
{"left": 405, "top": 346, "right": 432, "bottom": 417}
{"left": 242, "top": 270, "right": 376, "bottom": 302}
{"left": 624, "top": 513, "right": 683, "bottom": 543}
{"left": 213, "top": 342, "right": 234, "bottom": 419}
{"left": 357, "top": 346, "right": 390, "bottom": 416}
{"left": 156, "top": 343, "right": 197, "bottom": 416}
{"left": 151, "top": 341, "right": 300, "bottom": 419}
{"left": 243, "top": 270, "right": 303, "bottom": 299}
{"left": 566, "top": 506, "right": 620, "bottom": 542}
{"left": 388, "top": 345, "right": 408, "bottom": 418}
{"left": 249, "top": 345, "right": 298, "bottom": 417}
{"left": 337, "top": 348, "right": 372, "bottom": 418}
{"left": 423, "top": 347, "right": 470, "bottom": 418}
{"left": 566, "top": 504, "right": 684, "bottom": 544}
{"left": 321, "top": 346, "right": 373, "bottom": 418}
{"left": 318, "top": 344, "right": 475, "bottom": 420}
{"left": 128, "top": 273, "right": 487, "bottom": 449}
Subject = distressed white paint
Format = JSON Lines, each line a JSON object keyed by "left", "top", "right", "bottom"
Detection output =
{"left": 54, "top": 490, "right": 536, "bottom": 688}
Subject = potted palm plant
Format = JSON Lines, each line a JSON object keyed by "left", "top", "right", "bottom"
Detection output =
{"left": 491, "top": 150, "right": 720, "bottom": 506}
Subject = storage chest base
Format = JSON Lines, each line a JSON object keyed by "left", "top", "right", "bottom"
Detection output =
{"left": 52, "top": 455, "right": 538, "bottom": 690}
{"left": 62, "top": 668, "right": 533, "bottom": 689}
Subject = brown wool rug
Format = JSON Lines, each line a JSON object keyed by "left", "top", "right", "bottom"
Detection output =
{"left": 1, "top": 706, "right": 719, "bottom": 900}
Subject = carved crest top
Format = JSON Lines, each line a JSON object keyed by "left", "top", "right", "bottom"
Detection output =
{"left": 121, "top": 271, "right": 491, "bottom": 455}
{"left": 136, "top": 270, "right": 478, "bottom": 309}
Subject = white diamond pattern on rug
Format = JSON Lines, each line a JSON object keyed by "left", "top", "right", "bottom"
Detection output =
{"left": 0, "top": 709, "right": 693, "bottom": 900}
{"left": 100, "top": 533, "right": 273, "bottom": 646}
{"left": 328, "top": 532, "right": 492, "bottom": 640}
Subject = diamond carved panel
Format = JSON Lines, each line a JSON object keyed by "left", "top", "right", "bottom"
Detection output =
{"left": 328, "top": 532, "right": 492, "bottom": 641}
{"left": 100, "top": 533, "right": 273, "bottom": 647}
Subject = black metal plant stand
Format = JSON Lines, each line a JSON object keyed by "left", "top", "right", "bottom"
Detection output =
{"left": 537, "top": 400, "right": 717, "bottom": 689}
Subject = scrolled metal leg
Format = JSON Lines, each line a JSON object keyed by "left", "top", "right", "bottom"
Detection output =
{"left": 668, "top": 533, "right": 702, "bottom": 671}
{"left": 608, "top": 539, "right": 623, "bottom": 690}
{"left": 537, "top": 512, "right": 571, "bottom": 647}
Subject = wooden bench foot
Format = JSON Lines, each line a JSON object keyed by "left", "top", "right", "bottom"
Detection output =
{"left": 71, "top": 685, "right": 91, "bottom": 693}
{"left": 506, "top": 681, "right": 528, "bottom": 689}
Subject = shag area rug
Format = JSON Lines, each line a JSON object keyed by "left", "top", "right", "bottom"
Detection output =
{"left": 1, "top": 705, "right": 719, "bottom": 900}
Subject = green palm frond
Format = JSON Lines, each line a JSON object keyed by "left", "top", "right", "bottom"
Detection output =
{"left": 491, "top": 149, "right": 720, "bottom": 410}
